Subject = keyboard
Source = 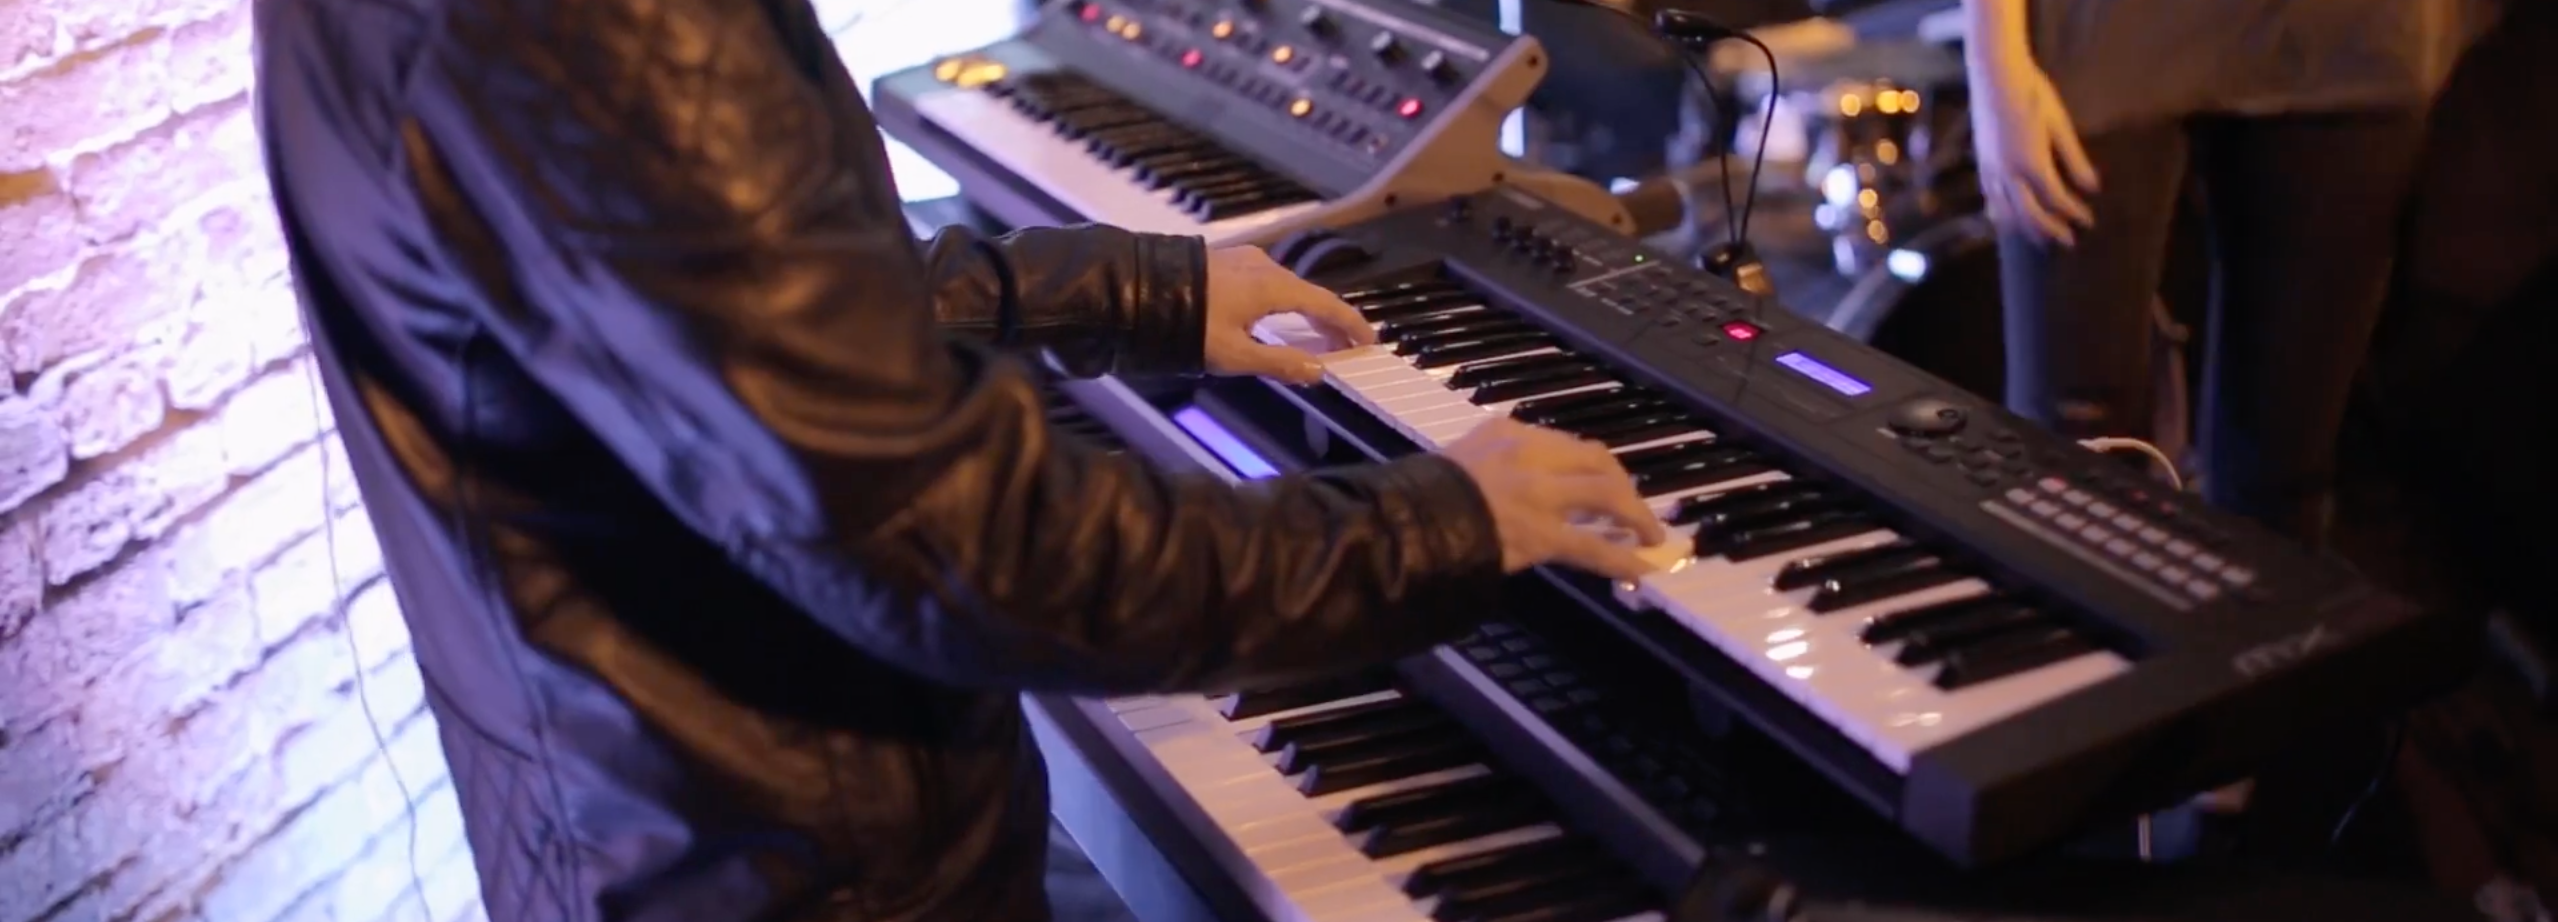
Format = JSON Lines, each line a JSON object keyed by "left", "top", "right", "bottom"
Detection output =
{"left": 1230, "top": 188, "right": 2473, "bottom": 866}
{"left": 872, "top": 0, "right": 1633, "bottom": 249}
{"left": 1025, "top": 368, "right": 2495, "bottom": 922}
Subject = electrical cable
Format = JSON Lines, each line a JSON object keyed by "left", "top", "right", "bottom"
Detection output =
{"left": 299, "top": 351, "right": 433, "bottom": 920}
{"left": 2328, "top": 717, "right": 2405, "bottom": 849}
{"left": 2077, "top": 436, "right": 2184, "bottom": 491}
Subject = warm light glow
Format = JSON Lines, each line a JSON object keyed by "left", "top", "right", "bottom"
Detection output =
{"left": 1855, "top": 188, "right": 1878, "bottom": 209}
{"left": 1287, "top": 98, "right": 1313, "bottom": 117}
{"left": 1898, "top": 90, "right": 1921, "bottom": 111}
{"left": 1838, "top": 94, "right": 1862, "bottom": 117}
{"left": 1876, "top": 91, "right": 1901, "bottom": 115}
{"left": 1105, "top": 14, "right": 1125, "bottom": 30}
{"left": 1271, "top": 45, "right": 1295, "bottom": 63}
{"left": 1866, "top": 220, "right": 1888, "bottom": 243}
{"left": 933, "top": 59, "right": 964, "bottom": 81}
{"left": 1121, "top": 20, "right": 1142, "bottom": 39}
{"left": 1212, "top": 20, "right": 1235, "bottom": 38}
{"left": 1876, "top": 139, "right": 1901, "bottom": 164}
{"left": 1396, "top": 97, "right": 1423, "bottom": 118}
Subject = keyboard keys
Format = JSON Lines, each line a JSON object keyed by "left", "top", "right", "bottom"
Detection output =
{"left": 1255, "top": 273, "right": 2136, "bottom": 777}
{"left": 911, "top": 70, "right": 1320, "bottom": 240}
{"left": 1108, "top": 666, "right": 1669, "bottom": 922}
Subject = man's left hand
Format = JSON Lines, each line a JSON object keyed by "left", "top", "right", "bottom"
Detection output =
{"left": 1201, "top": 246, "right": 1377, "bottom": 385}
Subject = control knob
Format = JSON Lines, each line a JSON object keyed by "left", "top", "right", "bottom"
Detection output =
{"left": 1297, "top": 7, "right": 1336, "bottom": 37}
{"left": 1419, "top": 49, "right": 1456, "bottom": 83}
{"left": 1368, "top": 32, "right": 1404, "bottom": 63}
{"left": 1889, "top": 398, "right": 1969, "bottom": 437}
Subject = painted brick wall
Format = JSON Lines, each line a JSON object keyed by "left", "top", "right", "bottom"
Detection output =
{"left": 0, "top": 3, "right": 483, "bottom": 922}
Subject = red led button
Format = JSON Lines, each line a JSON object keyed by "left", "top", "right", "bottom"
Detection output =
{"left": 1721, "top": 321, "right": 1761, "bottom": 341}
{"left": 1396, "top": 97, "right": 1424, "bottom": 119}
{"left": 1079, "top": 3, "right": 1101, "bottom": 21}
{"left": 1180, "top": 49, "right": 1203, "bottom": 68}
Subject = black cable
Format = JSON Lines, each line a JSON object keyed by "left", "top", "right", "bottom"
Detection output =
{"left": 2327, "top": 717, "right": 2405, "bottom": 848}
{"left": 1534, "top": 1, "right": 1741, "bottom": 252}
{"left": 1721, "top": 31, "right": 1780, "bottom": 244}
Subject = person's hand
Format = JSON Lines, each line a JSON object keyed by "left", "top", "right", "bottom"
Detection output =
{"left": 1201, "top": 246, "right": 1376, "bottom": 385}
{"left": 1440, "top": 418, "right": 1672, "bottom": 581}
{"left": 1966, "top": 46, "right": 2100, "bottom": 247}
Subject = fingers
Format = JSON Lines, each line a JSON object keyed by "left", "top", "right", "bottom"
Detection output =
{"left": 1217, "top": 338, "right": 1326, "bottom": 384}
{"left": 1282, "top": 279, "right": 1378, "bottom": 348}
{"left": 1545, "top": 529, "right": 1659, "bottom": 581}
{"left": 2051, "top": 114, "right": 2102, "bottom": 195}
{"left": 2021, "top": 153, "right": 2095, "bottom": 231}
{"left": 1556, "top": 472, "right": 1669, "bottom": 547}
{"left": 1991, "top": 176, "right": 2076, "bottom": 248}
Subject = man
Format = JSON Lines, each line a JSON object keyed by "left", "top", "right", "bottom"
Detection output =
{"left": 251, "top": 0, "right": 1667, "bottom": 919}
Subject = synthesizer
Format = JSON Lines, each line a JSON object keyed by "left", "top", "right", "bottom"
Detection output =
{"left": 1021, "top": 371, "right": 2488, "bottom": 922}
{"left": 1226, "top": 187, "right": 2474, "bottom": 867}
{"left": 870, "top": 0, "right": 1633, "bottom": 248}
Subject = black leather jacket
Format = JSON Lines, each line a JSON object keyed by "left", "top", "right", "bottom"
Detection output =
{"left": 250, "top": 0, "right": 1508, "bottom": 918}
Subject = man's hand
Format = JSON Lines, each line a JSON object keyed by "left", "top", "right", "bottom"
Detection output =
{"left": 1441, "top": 418, "right": 1672, "bottom": 581}
{"left": 1202, "top": 246, "right": 1377, "bottom": 384}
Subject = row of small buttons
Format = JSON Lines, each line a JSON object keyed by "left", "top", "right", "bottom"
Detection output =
{"left": 1325, "top": 68, "right": 1428, "bottom": 119}
{"left": 1904, "top": 426, "right": 2027, "bottom": 488}
{"left": 2006, "top": 478, "right": 2260, "bottom": 603}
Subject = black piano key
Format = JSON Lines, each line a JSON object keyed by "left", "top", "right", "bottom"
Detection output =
{"left": 1341, "top": 280, "right": 1455, "bottom": 303}
{"left": 1470, "top": 369, "right": 1612, "bottom": 406}
{"left": 1673, "top": 482, "right": 1837, "bottom": 530}
{"left": 1334, "top": 772, "right": 1520, "bottom": 831}
{"left": 1294, "top": 731, "right": 1480, "bottom": 795}
{"left": 1409, "top": 335, "right": 1555, "bottom": 370}
{"left": 1381, "top": 314, "right": 1528, "bottom": 344}
{"left": 1934, "top": 630, "right": 2098, "bottom": 689}
{"left": 1361, "top": 292, "right": 1482, "bottom": 321}
{"left": 1773, "top": 539, "right": 1923, "bottom": 590}
{"left": 1391, "top": 324, "right": 1539, "bottom": 354}
{"left": 1403, "top": 836, "right": 1592, "bottom": 897}
{"left": 1894, "top": 609, "right": 2054, "bottom": 665}
{"left": 1707, "top": 510, "right": 1878, "bottom": 561}
{"left": 1432, "top": 871, "right": 1642, "bottom": 922}
{"left": 1473, "top": 886, "right": 1659, "bottom": 922}
{"left": 1630, "top": 446, "right": 1769, "bottom": 497}
{"left": 1446, "top": 352, "right": 1584, "bottom": 388}
{"left": 1273, "top": 707, "right": 1453, "bottom": 773}
{"left": 1863, "top": 594, "right": 2037, "bottom": 647}
{"left": 1425, "top": 848, "right": 1623, "bottom": 909}
{"left": 1250, "top": 696, "right": 1410, "bottom": 752}
{"left": 1215, "top": 669, "right": 1395, "bottom": 720}
{"left": 1357, "top": 793, "right": 1547, "bottom": 858}
{"left": 1810, "top": 560, "right": 1970, "bottom": 613}
{"left": 1572, "top": 410, "right": 1699, "bottom": 447}
{"left": 1529, "top": 394, "right": 1669, "bottom": 428}
{"left": 1509, "top": 386, "right": 1647, "bottom": 422}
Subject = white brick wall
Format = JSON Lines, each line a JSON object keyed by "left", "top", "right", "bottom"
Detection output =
{"left": 2, "top": 3, "right": 1024, "bottom": 921}
{"left": 0, "top": 0, "right": 480, "bottom": 920}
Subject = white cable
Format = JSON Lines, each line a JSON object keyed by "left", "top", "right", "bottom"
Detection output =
{"left": 2078, "top": 436, "right": 2185, "bottom": 492}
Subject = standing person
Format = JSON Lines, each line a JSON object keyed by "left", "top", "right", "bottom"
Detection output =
{"left": 249, "top": 0, "right": 1670, "bottom": 919}
{"left": 1964, "top": 0, "right": 2488, "bottom": 544}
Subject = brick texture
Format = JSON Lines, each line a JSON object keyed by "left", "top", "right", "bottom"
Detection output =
{"left": 0, "top": 2, "right": 483, "bottom": 921}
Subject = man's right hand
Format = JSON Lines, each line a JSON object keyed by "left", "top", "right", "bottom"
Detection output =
{"left": 1440, "top": 418, "right": 1672, "bottom": 581}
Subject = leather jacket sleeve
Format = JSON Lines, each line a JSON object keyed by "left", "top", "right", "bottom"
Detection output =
{"left": 918, "top": 226, "right": 1208, "bottom": 377}
{"left": 400, "top": 0, "right": 1506, "bottom": 695}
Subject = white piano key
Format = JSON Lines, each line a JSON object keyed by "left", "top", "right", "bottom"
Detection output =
{"left": 909, "top": 89, "right": 1317, "bottom": 243}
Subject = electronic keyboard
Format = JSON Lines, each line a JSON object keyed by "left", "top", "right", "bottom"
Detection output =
{"left": 1022, "top": 370, "right": 2486, "bottom": 922}
{"left": 1224, "top": 187, "right": 2474, "bottom": 867}
{"left": 871, "top": 0, "right": 1633, "bottom": 248}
